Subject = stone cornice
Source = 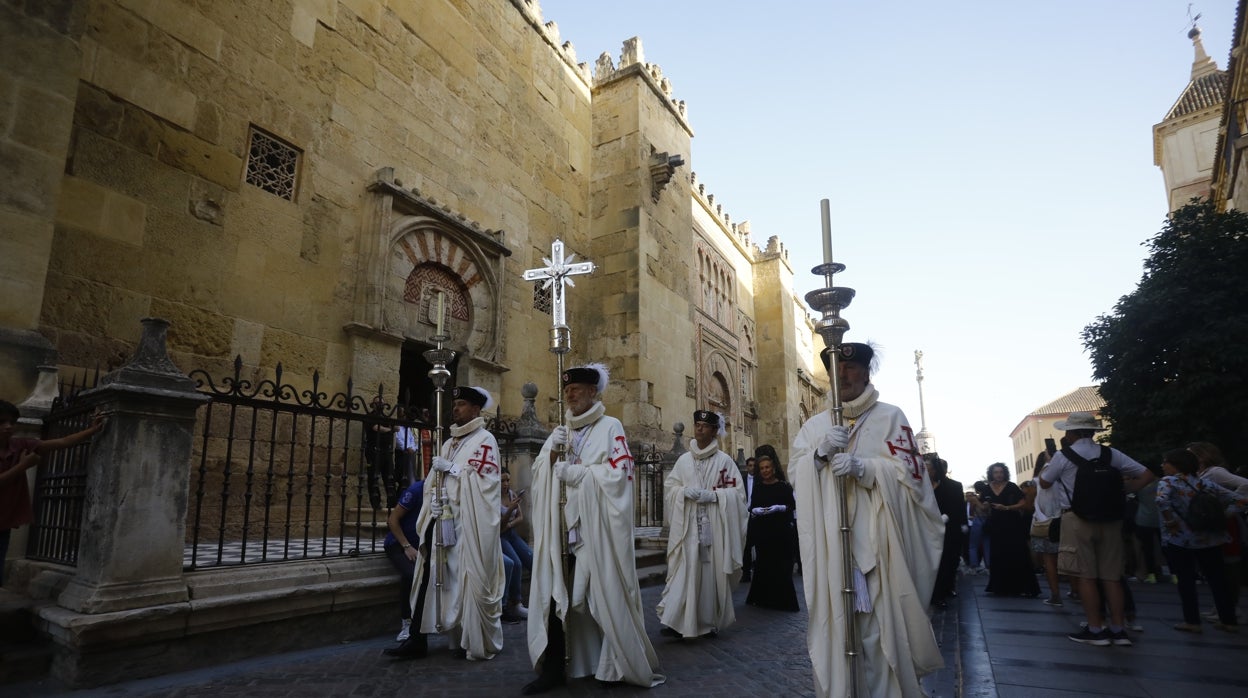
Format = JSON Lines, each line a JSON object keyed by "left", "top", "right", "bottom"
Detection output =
{"left": 367, "top": 177, "right": 512, "bottom": 258}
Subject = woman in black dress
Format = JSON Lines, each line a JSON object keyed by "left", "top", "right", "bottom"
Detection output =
{"left": 745, "top": 447, "right": 800, "bottom": 611}
{"left": 982, "top": 462, "right": 1040, "bottom": 597}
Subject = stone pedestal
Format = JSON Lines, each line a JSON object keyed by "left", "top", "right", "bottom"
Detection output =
{"left": 56, "top": 318, "right": 209, "bottom": 614}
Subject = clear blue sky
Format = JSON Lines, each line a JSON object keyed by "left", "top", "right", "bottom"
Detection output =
{"left": 539, "top": 0, "right": 1235, "bottom": 485}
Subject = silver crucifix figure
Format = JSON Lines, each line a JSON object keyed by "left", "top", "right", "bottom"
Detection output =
{"left": 523, "top": 239, "right": 595, "bottom": 334}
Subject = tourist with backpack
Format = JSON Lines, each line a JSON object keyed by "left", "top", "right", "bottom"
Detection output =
{"left": 1156, "top": 448, "right": 1248, "bottom": 633}
{"left": 1038, "top": 412, "right": 1154, "bottom": 647}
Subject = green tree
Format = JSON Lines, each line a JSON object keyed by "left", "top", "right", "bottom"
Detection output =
{"left": 1082, "top": 199, "right": 1248, "bottom": 469}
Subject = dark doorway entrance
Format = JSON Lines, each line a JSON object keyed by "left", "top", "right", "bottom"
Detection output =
{"left": 399, "top": 341, "right": 460, "bottom": 427}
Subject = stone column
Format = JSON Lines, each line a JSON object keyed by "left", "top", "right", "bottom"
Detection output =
{"left": 509, "top": 382, "right": 550, "bottom": 541}
{"left": 57, "top": 318, "right": 209, "bottom": 614}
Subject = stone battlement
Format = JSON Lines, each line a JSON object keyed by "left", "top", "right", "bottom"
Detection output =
{"left": 690, "top": 172, "right": 788, "bottom": 263}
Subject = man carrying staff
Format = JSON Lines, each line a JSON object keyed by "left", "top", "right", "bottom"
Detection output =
{"left": 656, "top": 410, "right": 747, "bottom": 639}
{"left": 523, "top": 363, "right": 665, "bottom": 694}
{"left": 385, "top": 386, "right": 503, "bottom": 661}
{"left": 790, "top": 343, "right": 945, "bottom": 697}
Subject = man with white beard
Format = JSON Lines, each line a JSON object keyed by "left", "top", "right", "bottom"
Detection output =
{"left": 523, "top": 364, "right": 665, "bottom": 694}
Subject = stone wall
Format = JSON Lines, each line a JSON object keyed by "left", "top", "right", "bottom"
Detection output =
{"left": 0, "top": 1, "right": 85, "bottom": 399}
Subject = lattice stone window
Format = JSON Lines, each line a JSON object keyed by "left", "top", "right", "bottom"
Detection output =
{"left": 245, "top": 126, "right": 301, "bottom": 201}
{"left": 532, "top": 282, "right": 552, "bottom": 315}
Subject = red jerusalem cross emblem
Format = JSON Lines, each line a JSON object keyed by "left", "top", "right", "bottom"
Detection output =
{"left": 469, "top": 444, "right": 499, "bottom": 476}
{"left": 886, "top": 426, "right": 923, "bottom": 482}
{"left": 715, "top": 467, "right": 737, "bottom": 489}
{"left": 609, "top": 436, "right": 635, "bottom": 481}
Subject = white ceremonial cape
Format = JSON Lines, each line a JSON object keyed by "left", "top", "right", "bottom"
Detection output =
{"left": 409, "top": 418, "right": 504, "bottom": 660}
{"left": 527, "top": 401, "right": 665, "bottom": 687}
{"left": 790, "top": 387, "right": 945, "bottom": 698}
{"left": 656, "top": 440, "right": 747, "bottom": 637}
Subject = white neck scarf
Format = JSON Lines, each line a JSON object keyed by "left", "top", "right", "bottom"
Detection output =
{"left": 687, "top": 438, "right": 719, "bottom": 460}
{"left": 449, "top": 416, "right": 484, "bottom": 438}
{"left": 566, "top": 400, "right": 605, "bottom": 430}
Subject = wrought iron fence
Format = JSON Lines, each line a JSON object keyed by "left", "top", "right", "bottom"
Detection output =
{"left": 27, "top": 357, "right": 565, "bottom": 570}
{"left": 185, "top": 358, "right": 437, "bottom": 570}
{"left": 27, "top": 368, "right": 101, "bottom": 566}
{"left": 634, "top": 444, "right": 667, "bottom": 528}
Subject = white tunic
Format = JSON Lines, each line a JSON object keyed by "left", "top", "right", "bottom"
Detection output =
{"left": 656, "top": 440, "right": 747, "bottom": 637}
{"left": 409, "top": 419, "right": 504, "bottom": 660}
{"left": 790, "top": 388, "right": 945, "bottom": 697}
{"left": 527, "top": 401, "right": 665, "bottom": 687}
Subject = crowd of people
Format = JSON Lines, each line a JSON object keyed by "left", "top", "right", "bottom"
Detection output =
{"left": 6, "top": 321, "right": 1246, "bottom": 697}
{"left": 294, "top": 338, "right": 1239, "bottom": 695}
{"left": 944, "top": 412, "right": 1248, "bottom": 647}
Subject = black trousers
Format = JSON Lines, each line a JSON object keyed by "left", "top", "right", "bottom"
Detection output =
{"left": 535, "top": 555, "right": 575, "bottom": 678}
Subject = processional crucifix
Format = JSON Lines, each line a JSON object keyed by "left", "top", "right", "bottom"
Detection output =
{"left": 522, "top": 239, "right": 595, "bottom": 623}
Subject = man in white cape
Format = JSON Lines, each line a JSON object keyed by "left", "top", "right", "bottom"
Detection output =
{"left": 790, "top": 343, "right": 945, "bottom": 697}
{"left": 384, "top": 386, "right": 504, "bottom": 661}
{"left": 522, "top": 363, "right": 665, "bottom": 694}
{"left": 656, "top": 410, "right": 747, "bottom": 638}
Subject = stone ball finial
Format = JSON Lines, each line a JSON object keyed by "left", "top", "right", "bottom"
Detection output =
{"left": 521, "top": 382, "right": 538, "bottom": 399}
{"left": 1189, "top": 25, "right": 1201, "bottom": 40}
{"left": 673, "top": 421, "right": 685, "bottom": 435}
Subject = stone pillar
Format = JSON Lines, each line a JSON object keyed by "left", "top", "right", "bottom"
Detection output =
{"left": 509, "top": 382, "right": 550, "bottom": 541}
{"left": 57, "top": 318, "right": 209, "bottom": 614}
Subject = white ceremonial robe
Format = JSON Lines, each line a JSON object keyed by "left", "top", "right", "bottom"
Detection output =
{"left": 409, "top": 420, "right": 504, "bottom": 660}
{"left": 527, "top": 401, "right": 665, "bottom": 687}
{"left": 790, "top": 388, "right": 945, "bottom": 698}
{"left": 656, "top": 440, "right": 747, "bottom": 637}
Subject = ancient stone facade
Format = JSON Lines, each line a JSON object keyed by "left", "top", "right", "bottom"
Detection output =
{"left": 3, "top": 0, "right": 822, "bottom": 465}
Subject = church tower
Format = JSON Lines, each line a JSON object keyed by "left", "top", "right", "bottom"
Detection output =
{"left": 1154, "top": 22, "right": 1229, "bottom": 212}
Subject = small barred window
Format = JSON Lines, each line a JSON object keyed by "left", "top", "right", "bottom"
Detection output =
{"left": 245, "top": 127, "right": 301, "bottom": 201}
{"left": 533, "top": 282, "right": 552, "bottom": 315}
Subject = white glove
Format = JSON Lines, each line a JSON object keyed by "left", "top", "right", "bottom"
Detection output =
{"left": 830, "top": 453, "right": 864, "bottom": 478}
{"left": 960, "top": 524, "right": 969, "bottom": 534}
{"left": 683, "top": 487, "right": 702, "bottom": 501}
{"left": 554, "top": 460, "right": 587, "bottom": 485}
{"left": 432, "top": 456, "right": 454, "bottom": 473}
{"left": 697, "top": 489, "right": 717, "bottom": 504}
{"left": 816, "top": 425, "right": 851, "bottom": 458}
{"left": 750, "top": 507, "right": 767, "bottom": 516}
{"left": 550, "top": 425, "right": 569, "bottom": 447}
{"left": 767, "top": 504, "right": 787, "bottom": 514}
{"left": 429, "top": 498, "right": 445, "bottom": 517}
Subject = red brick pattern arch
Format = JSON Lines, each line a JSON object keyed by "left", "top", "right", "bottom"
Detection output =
{"left": 403, "top": 263, "right": 470, "bottom": 324}
{"left": 383, "top": 222, "right": 500, "bottom": 360}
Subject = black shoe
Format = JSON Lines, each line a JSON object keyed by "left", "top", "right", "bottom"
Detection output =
{"left": 382, "top": 635, "right": 427, "bottom": 659}
{"left": 700, "top": 630, "right": 718, "bottom": 639}
{"left": 659, "top": 626, "right": 682, "bottom": 638}
{"left": 502, "top": 612, "right": 522, "bottom": 625}
{"left": 521, "top": 674, "right": 565, "bottom": 695}
{"left": 450, "top": 648, "right": 467, "bottom": 659}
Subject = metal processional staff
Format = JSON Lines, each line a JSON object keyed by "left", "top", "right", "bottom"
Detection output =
{"left": 423, "top": 292, "right": 455, "bottom": 633}
{"left": 803, "top": 199, "right": 861, "bottom": 695}
{"left": 522, "top": 240, "right": 595, "bottom": 593}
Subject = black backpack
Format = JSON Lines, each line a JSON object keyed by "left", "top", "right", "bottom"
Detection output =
{"left": 1185, "top": 480, "right": 1226, "bottom": 532}
{"left": 1062, "top": 446, "right": 1124, "bottom": 521}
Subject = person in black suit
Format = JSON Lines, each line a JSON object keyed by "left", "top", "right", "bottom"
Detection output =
{"left": 740, "top": 456, "right": 756, "bottom": 582}
{"left": 925, "top": 453, "right": 966, "bottom": 607}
